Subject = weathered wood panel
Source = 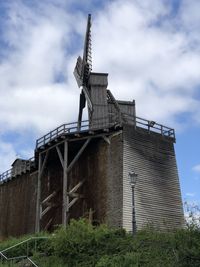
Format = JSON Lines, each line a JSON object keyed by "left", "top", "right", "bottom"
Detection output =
{"left": 122, "top": 124, "right": 184, "bottom": 231}
{"left": 0, "top": 123, "right": 184, "bottom": 238}
{"left": 0, "top": 171, "right": 37, "bottom": 239}
{"left": 89, "top": 73, "right": 109, "bottom": 128}
{"left": 117, "top": 100, "right": 135, "bottom": 117}
{"left": 68, "top": 134, "right": 123, "bottom": 227}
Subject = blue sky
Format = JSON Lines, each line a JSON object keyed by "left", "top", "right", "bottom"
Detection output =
{"left": 0, "top": 0, "right": 200, "bottom": 206}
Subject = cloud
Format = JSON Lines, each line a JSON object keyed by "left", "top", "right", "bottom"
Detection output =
{"left": 93, "top": 0, "right": 200, "bottom": 127}
{"left": 193, "top": 164, "right": 200, "bottom": 173}
{"left": 186, "top": 192, "right": 196, "bottom": 197}
{"left": 0, "top": 1, "right": 83, "bottom": 134}
{"left": 0, "top": 0, "right": 200, "bottom": 171}
{"left": 0, "top": 141, "right": 16, "bottom": 173}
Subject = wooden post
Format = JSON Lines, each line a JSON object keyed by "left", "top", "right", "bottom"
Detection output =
{"left": 35, "top": 153, "right": 42, "bottom": 233}
{"left": 35, "top": 151, "right": 49, "bottom": 232}
{"left": 62, "top": 141, "right": 68, "bottom": 226}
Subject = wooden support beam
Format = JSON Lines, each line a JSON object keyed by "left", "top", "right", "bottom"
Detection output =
{"left": 44, "top": 218, "right": 53, "bottom": 231}
{"left": 39, "top": 130, "right": 118, "bottom": 154}
{"left": 42, "top": 191, "right": 57, "bottom": 205}
{"left": 35, "top": 154, "right": 42, "bottom": 233}
{"left": 39, "top": 151, "right": 49, "bottom": 179}
{"left": 67, "top": 138, "right": 91, "bottom": 174}
{"left": 56, "top": 146, "right": 64, "bottom": 168}
{"left": 41, "top": 205, "right": 53, "bottom": 218}
{"left": 110, "top": 130, "right": 123, "bottom": 138}
{"left": 62, "top": 141, "right": 68, "bottom": 226}
{"left": 68, "top": 180, "right": 85, "bottom": 195}
{"left": 68, "top": 192, "right": 84, "bottom": 198}
{"left": 68, "top": 198, "right": 79, "bottom": 209}
{"left": 102, "top": 136, "right": 110, "bottom": 145}
{"left": 35, "top": 151, "right": 49, "bottom": 233}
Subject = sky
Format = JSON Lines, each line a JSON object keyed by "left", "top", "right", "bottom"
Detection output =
{"left": 0, "top": 0, "right": 199, "bottom": 206}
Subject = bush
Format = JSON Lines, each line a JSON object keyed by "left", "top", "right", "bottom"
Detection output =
{"left": 51, "top": 219, "right": 134, "bottom": 266}
{"left": 1, "top": 218, "right": 200, "bottom": 267}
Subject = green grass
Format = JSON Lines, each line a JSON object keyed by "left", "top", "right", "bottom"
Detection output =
{"left": 0, "top": 219, "right": 200, "bottom": 267}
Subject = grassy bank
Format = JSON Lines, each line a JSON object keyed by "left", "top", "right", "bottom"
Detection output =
{"left": 0, "top": 219, "right": 200, "bottom": 267}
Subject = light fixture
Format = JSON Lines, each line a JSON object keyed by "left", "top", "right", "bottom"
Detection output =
{"left": 129, "top": 171, "right": 138, "bottom": 187}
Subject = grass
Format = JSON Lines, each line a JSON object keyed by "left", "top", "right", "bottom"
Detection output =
{"left": 0, "top": 219, "right": 200, "bottom": 267}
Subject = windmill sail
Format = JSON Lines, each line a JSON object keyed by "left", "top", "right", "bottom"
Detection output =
{"left": 74, "top": 14, "right": 93, "bottom": 129}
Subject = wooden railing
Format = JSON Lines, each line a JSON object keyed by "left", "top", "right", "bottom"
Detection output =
{"left": 36, "top": 120, "right": 89, "bottom": 149}
{"left": 36, "top": 115, "right": 120, "bottom": 149}
{"left": 0, "top": 157, "right": 35, "bottom": 184}
{"left": 123, "top": 114, "right": 175, "bottom": 139}
{"left": 0, "top": 114, "right": 175, "bottom": 184}
{"left": 36, "top": 115, "right": 175, "bottom": 149}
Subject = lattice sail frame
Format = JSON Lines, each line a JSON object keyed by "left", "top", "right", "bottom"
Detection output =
{"left": 74, "top": 14, "right": 93, "bottom": 128}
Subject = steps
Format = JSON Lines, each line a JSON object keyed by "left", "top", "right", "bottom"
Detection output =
{"left": 0, "top": 236, "right": 49, "bottom": 267}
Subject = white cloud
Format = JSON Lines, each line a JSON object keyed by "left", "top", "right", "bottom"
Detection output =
{"left": 186, "top": 192, "right": 196, "bottom": 197}
{"left": 0, "top": 1, "right": 83, "bottom": 135}
{"left": 0, "top": 141, "right": 16, "bottom": 173}
{"left": 0, "top": 0, "right": 200, "bottom": 171}
{"left": 93, "top": 0, "right": 200, "bottom": 126}
{"left": 1, "top": 1, "right": 200, "bottom": 134}
{"left": 193, "top": 165, "right": 200, "bottom": 173}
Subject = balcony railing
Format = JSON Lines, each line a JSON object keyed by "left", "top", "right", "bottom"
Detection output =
{"left": 36, "top": 115, "right": 120, "bottom": 149}
{"left": 36, "top": 114, "right": 175, "bottom": 150}
{"left": 0, "top": 157, "right": 35, "bottom": 184}
{"left": 0, "top": 114, "right": 175, "bottom": 185}
{"left": 123, "top": 114, "right": 175, "bottom": 139}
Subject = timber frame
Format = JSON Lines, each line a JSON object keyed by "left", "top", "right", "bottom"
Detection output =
{"left": 0, "top": 15, "right": 183, "bottom": 237}
{"left": 34, "top": 126, "right": 122, "bottom": 232}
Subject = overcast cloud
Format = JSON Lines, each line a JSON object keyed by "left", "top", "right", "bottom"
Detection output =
{"left": 0, "top": 0, "right": 200, "bottom": 172}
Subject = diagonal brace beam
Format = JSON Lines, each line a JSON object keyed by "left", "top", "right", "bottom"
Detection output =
{"left": 42, "top": 191, "right": 57, "bottom": 205}
{"left": 56, "top": 146, "right": 64, "bottom": 168}
{"left": 39, "top": 151, "right": 49, "bottom": 179}
{"left": 67, "top": 138, "right": 91, "bottom": 174}
{"left": 68, "top": 180, "right": 85, "bottom": 195}
{"left": 68, "top": 198, "right": 79, "bottom": 209}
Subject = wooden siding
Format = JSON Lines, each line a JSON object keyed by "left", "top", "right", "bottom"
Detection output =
{"left": 117, "top": 100, "right": 135, "bottom": 117}
{"left": 0, "top": 171, "right": 37, "bottom": 239}
{"left": 106, "top": 133, "right": 123, "bottom": 227}
{"left": 89, "top": 73, "right": 109, "bottom": 128}
{"left": 122, "top": 124, "right": 184, "bottom": 231}
{"left": 67, "top": 134, "right": 123, "bottom": 228}
{"left": 0, "top": 123, "right": 184, "bottom": 238}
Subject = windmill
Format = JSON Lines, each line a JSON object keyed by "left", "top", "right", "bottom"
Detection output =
{"left": 74, "top": 14, "right": 93, "bottom": 130}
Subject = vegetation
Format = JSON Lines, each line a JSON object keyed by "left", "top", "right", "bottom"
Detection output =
{"left": 0, "top": 217, "right": 200, "bottom": 267}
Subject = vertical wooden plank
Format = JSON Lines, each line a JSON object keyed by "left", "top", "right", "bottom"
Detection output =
{"left": 62, "top": 141, "right": 68, "bottom": 226}
{"left": 35, "top": 153, "right": 42, "bottom": 233}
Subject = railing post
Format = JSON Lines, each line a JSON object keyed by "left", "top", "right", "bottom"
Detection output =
{"left": 134, "top": 116, "right": 136, "bottom": 130}
{"left": 161, "top": 125, "right": 163, "bottom": 136}
{"left": 148, "top": 122, "right": 150, "bottom": 133}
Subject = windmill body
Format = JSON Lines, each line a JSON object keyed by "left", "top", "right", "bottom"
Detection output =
{"left": 0, "top": 15, "right": 184, "bottom": 238}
